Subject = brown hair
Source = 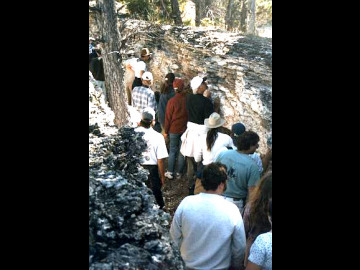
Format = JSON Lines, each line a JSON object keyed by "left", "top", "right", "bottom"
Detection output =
{"left": 248, "top": 171, "right": 272, "bottom": 233}
{"left": 160, "top": 73, "right": 175, "bottom": 94}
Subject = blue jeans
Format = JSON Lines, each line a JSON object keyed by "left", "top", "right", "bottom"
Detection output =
{"left": 167, "top": 133, "right": 185, "bottom": 174}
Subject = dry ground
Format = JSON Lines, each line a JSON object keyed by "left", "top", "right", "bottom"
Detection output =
{"left": 162, "top": 174, "right": 189, "bottom": 218}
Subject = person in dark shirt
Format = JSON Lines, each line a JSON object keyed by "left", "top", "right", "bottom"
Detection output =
{"left": 180, "top": 76, "right": 214, "bottom": 194}
{"left": 186, "top": 77, "right": 214, "bottom": 124}
{"left": 90, "top": 47, "right": 106, "bottom": 101}
{"left": 89, "top": 39, "right": 98, "bottom": 69}
{"left": 158, "top": 73, "right": 175, "bottom": 131}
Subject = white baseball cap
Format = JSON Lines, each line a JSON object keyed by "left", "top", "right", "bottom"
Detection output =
{"left": 191, "top": 76, "right": 207, "bottom": 93}
{"left": 142, "top": 71, "right": 153, "bottom": 81}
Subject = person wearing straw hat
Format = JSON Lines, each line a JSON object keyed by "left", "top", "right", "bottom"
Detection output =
{"left": 124, "top": 47, "right": 152, "bottom": 105}
{"left": 194, "top": 112, "right": 236, "bottom": 166}
{"left": 193, "top": 112, "right": 236, "bottom": 194}
{"left": 129, "top": 48, "right": 152, "bottom": 89}
{"left": 180, "top": 76, "right": 214, "bottom": 194}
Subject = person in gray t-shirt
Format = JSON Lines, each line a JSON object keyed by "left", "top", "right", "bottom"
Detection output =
{"left": 216, "top": 131, "right": 261, "bottom": 214}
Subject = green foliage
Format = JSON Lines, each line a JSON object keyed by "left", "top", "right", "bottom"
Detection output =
{"left": 117, "top": 0, "right": 272, "bottom": 29}
{"left": 183, "top": 19, "right": 192, "bottom": 26}
{"left": 125, "top": 0, "right": 151, "bottom": 19}
{"left": 200, "top": 17, "right": 214, "bottom": 27}
{"left": 122, "top": 0, "right": 173, "bottom": 23}
{"left": 256, "top": 0, "right": 272, "bottom": 25}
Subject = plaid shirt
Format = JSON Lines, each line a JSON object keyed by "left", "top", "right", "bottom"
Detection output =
{"left": 132, "top": 86, "right": 157, "bottom": 112}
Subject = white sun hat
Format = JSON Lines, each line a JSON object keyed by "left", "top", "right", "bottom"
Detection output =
{"left": 204, "top": 112, "right": 226, "bottom": 129}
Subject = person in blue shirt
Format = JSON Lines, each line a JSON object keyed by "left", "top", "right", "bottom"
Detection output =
{"left": 216, "top": 131, "right": 261, "bottom": 215}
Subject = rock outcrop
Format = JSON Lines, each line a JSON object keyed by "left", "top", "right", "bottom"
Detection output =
{"left": 89, "top": 75, "right": 185, "bottom": 269}
{"left": 119, "top": 19, "right": 272, "bottom": 153}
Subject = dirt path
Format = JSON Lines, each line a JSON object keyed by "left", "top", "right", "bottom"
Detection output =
{"left": 162, "top": 174, "right": 189, "bottom": 218}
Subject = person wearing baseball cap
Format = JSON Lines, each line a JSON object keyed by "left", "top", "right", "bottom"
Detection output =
{"left": 131, "top": 71, "right": 157, "bottom": 113}
{"left": 232, "top": 122, "right": 272, "bottom": 175}
{"left": 180, "top": 76, "right": 214, "bottom": 194}
{"left": 135, "top": 107, "right": 168, "bottom": 210}
{"left": 163, "top": 78, "right": 188, "bottom": 180}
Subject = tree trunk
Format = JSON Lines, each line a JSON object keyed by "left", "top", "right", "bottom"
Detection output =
{"left": 159, "top": 0, "right": 170, "bottom": 19}
{"left": 240, "top": 0, "right": 247, "bottom": 33}
{"left": 171, "top": 0, "right": 182, "bottom": 25}
{"left": 247, "top": 0, "right": 256, "bottom": 35}
{"left": 94, "top": 0, "right": 128, "bottom": 127}
{"left": 225, "top": 0, "right": 235, "bottom": 31}
{"left": 195, "top": 0, "right": 205, "bottom": 26}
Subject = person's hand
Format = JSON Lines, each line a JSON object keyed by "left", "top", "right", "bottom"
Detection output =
{"left": 163, "top": 133, "right": 168, "bottom": 140}
{"left": 160, "top": 175, "right": 165, "bottom": 186}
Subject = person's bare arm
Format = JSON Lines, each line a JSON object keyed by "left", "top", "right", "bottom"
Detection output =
{"left": 139, "top": 70, "right": 145, "bottom": 79}
{"left": 157, "top": 158, "right": 165, "bottom": 186}
{"left": 245, "top": 261, "right": 262, "bottom": 270}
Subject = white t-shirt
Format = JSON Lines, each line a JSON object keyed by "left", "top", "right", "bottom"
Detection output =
{"left": 135, "top": 126, "right": 168, "bottom": 165}
{"left": 194, "top": 132, "right": 236, "bottom": 165}
{"left": 125, "top": 58, "right": 147, "bottom": 78}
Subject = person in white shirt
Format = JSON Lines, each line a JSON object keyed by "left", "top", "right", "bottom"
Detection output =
{"left": 124, "top": 48, "right": 152, "bottom": 105}
{"left": 193, "top": 112, "right": 235, "bottom": 195}
{"left": 246, "top": 199, "right": 272, "bottom": 270}
{"left": 194, "top": 112, "right": 236, "bottom": 166}
{"left": 170, "top": 162, "right": 246, "bottom": 270}
{"left": 135, "top": 107, "right": 168, "bottom": 209}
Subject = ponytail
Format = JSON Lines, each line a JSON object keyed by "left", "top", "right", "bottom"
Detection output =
{"left": 206, "top": 128, "right": 219, "bottom": 151}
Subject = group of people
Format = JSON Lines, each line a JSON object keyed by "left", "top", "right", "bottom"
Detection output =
{"left": 91, "top": 44, "right": 272, "bottom": 269}
{"left": 123, "top": 47, "right": 272, "bottom": 269}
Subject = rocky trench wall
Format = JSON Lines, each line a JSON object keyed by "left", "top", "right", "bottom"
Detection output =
{"left": 120, "top": 20, "right": 272, "bottom": 153}
{"left": 89, "top": 73, "right": 185, "bottom": 269}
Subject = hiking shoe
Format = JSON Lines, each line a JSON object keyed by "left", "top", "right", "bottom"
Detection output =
{"left": 164, "top": 171, "right": 173, "bottom": 179}
{"left": 175, "top": 173, "right": 182, "bottom": 180}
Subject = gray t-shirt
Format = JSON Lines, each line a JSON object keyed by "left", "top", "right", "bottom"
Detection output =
{"left": 248, "top": 232, "right": 272, "bottom": 269}
{"left": 216, "top": 150, "right": 260, "bottom": 199}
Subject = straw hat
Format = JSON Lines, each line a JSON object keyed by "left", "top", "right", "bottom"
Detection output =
{"left": 204, "top": 113, "right": 225, "bottom": 128}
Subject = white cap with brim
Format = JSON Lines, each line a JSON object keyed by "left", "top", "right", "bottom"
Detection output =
{"left": 142, "top": 71, "right": 153, "bottom": 81}
{"left": 191, "top": 76, "right": 204, "bottom": 93}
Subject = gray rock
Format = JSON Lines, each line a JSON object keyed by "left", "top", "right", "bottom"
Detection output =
{"left": 89, "top": 76, "right": 185, "bottom": 269}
